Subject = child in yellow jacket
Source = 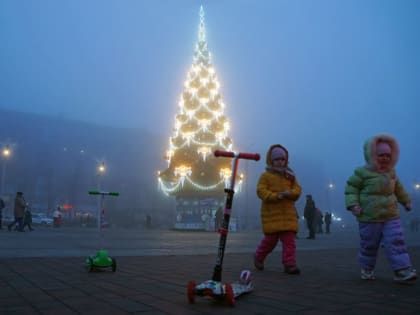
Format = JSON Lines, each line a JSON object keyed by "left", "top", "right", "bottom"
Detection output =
{"left": 254, "top": 144, "right": 302, "bottom": 274}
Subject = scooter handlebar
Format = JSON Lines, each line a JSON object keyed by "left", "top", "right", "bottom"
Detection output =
{"left": 214, "top": 150, "right": 260, "bottom": 161}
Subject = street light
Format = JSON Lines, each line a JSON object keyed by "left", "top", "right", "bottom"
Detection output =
{"left": 98, "top": 162, "right": 106, "bottom": 174}
{"left": 97, "top": 162, "right": 106, "bottom": 190}
{"left": 1, "top": 145, "right": 11, "bottom": 197}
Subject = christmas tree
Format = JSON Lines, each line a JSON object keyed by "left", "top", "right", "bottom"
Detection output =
{"left": 158, "top": 6, "right": 242, "bottom": 200}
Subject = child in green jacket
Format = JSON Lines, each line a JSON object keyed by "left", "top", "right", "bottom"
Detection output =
{"left": 345, "top": 134, "right": 416, "bottom": 283}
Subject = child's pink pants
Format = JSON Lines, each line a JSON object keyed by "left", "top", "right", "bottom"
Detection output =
{"left": 255, "top": 231, "right": 296, "bottom": 266}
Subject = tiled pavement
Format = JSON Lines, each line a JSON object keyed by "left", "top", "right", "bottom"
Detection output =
{"left": 1, "top": 246, "right": 419, "bottom": 314}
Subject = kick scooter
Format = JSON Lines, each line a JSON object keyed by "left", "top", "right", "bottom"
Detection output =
{"left": 86, "top": 190, "right": 119, "bottom": 272}
{"left": 188, "top": 150, "right": 260, "bottom": 306}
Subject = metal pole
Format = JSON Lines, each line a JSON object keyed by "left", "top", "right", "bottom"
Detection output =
{"left": 244, "top": 160, "right": 249, "bottom": 230}
{"left": 99, "top": 194, "right": 105, "bottom": 247}
{"left": 97, "top": 194, "right": 101, "bottom": 230}
{"left": 326, "top": 188, "right": 331, "bottom": 212}
{"left": 1, "top": 160, "right": 6, "bottom": 196}
{"left": 97, "top": 176, "right": 101, "bottom": 230}
{"left": 88, "top": 191, "right": 119, "bottom": 248}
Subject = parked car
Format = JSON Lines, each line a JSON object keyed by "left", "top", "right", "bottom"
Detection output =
{"left": 31, "top": 213, "right": 53, "bottom": 226}
{"left": 2, "top": 215, "right": 14, "bottom": 224}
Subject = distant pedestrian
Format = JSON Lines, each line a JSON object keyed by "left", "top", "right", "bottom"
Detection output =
{"left": 53, "top": 207, "right": 62, "bottom": 227}
{"left": 345, "top": 134, "right": 416, "bottom": 283}
{"left": 146, "top": 214, "right": 152, "bottom": 228}
{"left": 214, "top": 206, "right": 223, "bottom": 231}
{"left": 316, "top": 208, "right": 323, "bottom": 234}
{"left": 8, "top": 192, "right": 26, "bottom": 232}
{"left": 21, "top": 207, "right": 34, "bottom": 231}
{"left": 254, "top": 144, "right": 302, "bottom": 274}
{"left": 304, "top": 195, "right": 317, "bottom": 239}
{"left": 0, "top": 197, "right": 4, "bottom": 229}
{"left": 324, "top": 212, "right": 332, "bottom": 234}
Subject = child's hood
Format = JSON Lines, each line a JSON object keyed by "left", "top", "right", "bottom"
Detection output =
{"left": 363, "top": 134, "right": 399, "bottom": 169}
{"left": 265, "top": 144, "right": 289, "bottom": 166}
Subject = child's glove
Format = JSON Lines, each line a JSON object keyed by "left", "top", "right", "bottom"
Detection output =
{"left": 277, "top": 190, "right": 291, "bottom": 200}
{"left": 349, "top": 205, "right": 362, "bottom": 217}
{"left": 405, "top": 201, "right": 412, "bottom": 211}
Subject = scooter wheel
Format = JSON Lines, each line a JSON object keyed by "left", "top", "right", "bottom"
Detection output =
{"left": 225, "top": 283, "right": 235, "bottom": 306}
{"left": 111, "top": 258, "right": 117, "bottom": 272}
{"left": 187, "top": 280, "right": 196, "bottom": 304}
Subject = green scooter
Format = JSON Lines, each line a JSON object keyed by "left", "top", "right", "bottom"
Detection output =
{"left": 86, "top": 190, "right": 119, "bottom": 272}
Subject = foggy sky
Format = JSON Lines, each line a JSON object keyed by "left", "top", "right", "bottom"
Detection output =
{"left": 1, "top": 0, "right": 420, "bottom": 201}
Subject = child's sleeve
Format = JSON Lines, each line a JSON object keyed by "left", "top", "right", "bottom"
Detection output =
{"left": 257, "top": 173, "right": 278, "bottom": 202}
{"left": 288, "top": 178, "right": 302, "bottom": 201}
{"left": 345, "top": 168, "right": 363, "bottom": 209}
{"left": 394, "top": 177, "right": 411, "bottom": 205}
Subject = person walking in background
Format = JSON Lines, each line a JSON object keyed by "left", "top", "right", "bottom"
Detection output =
{"left": 0, "top": 198, "right": 5, "bottom": 229}
{"left": 316, "top": 208, "right": 324, "bottom": 234}
{"left": 324, "top": 211, "right": 332, "bottom": 234}
{"left": 304, "top": 195, "right": 317, "bottom": 239}
{"left": 53, "top": 207, "right": 62, "bottom": 227}
{"left": 21, "top": 206, "right": 34, "bottom": 231}
{"left": 254, "top": 144, "right": 302, "bottom": 274}
{"left": 345, "top": 134, "right": 416, "bottom": 283}
{"left": 8, "top": 192, "right": 26, "bottom": 232}
{"left": 214, "top": 206, "right": 223, "bottom": 231}
{"left": 146, "top": 214, "right": 152, "bottom": 228}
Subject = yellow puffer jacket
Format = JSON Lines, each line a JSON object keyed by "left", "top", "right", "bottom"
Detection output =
{"left": 257, "top": 144, "right": 302, "bottom": 234}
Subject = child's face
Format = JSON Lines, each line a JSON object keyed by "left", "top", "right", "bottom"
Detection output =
{"left": 272, "top": 157, "right": 286, "bottom": 167}
{"left": 376, "top": 153, "right": 391, "bottom": 173}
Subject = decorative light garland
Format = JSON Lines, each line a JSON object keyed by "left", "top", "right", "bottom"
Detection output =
{"left": 158, "top": 174, "right": 242, "bottom": 196}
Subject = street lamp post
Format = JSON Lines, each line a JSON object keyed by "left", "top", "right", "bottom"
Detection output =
{"left": 1, "top": 146, "right": 11, "bottom": 197}
{"left": 326, "top": 182, "right": 335, "bottom": 213}
{"left": 96, "top": 162, "right": 106, "bottom": 230}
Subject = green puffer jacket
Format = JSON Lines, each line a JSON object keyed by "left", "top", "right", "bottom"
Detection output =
{"left": 345, "top": 134, "right": 410, "bottom": 222}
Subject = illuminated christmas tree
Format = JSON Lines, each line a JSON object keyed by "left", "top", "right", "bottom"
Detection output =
{"left": 158, "top": 7, "right": 242, "bottom": 229}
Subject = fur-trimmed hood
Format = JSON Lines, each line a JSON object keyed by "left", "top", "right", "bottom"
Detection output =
{"left": 363, "top": 134, "right": 399, "bottom": 170}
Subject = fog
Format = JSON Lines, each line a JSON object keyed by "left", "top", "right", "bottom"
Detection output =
{"left": 0, "top": 1, "right": 420, "bottom": 235}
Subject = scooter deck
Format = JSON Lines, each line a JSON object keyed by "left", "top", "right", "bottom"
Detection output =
{"left": 231, "top": 281, "right": 253, "bottom": 298}
{"left": 188, "top": 270, "right": 253, "bottom": 305}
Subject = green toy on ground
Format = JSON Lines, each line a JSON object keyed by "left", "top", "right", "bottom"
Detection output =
{"left": 86, "top": 249, "right": 116, "bottom": 272}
